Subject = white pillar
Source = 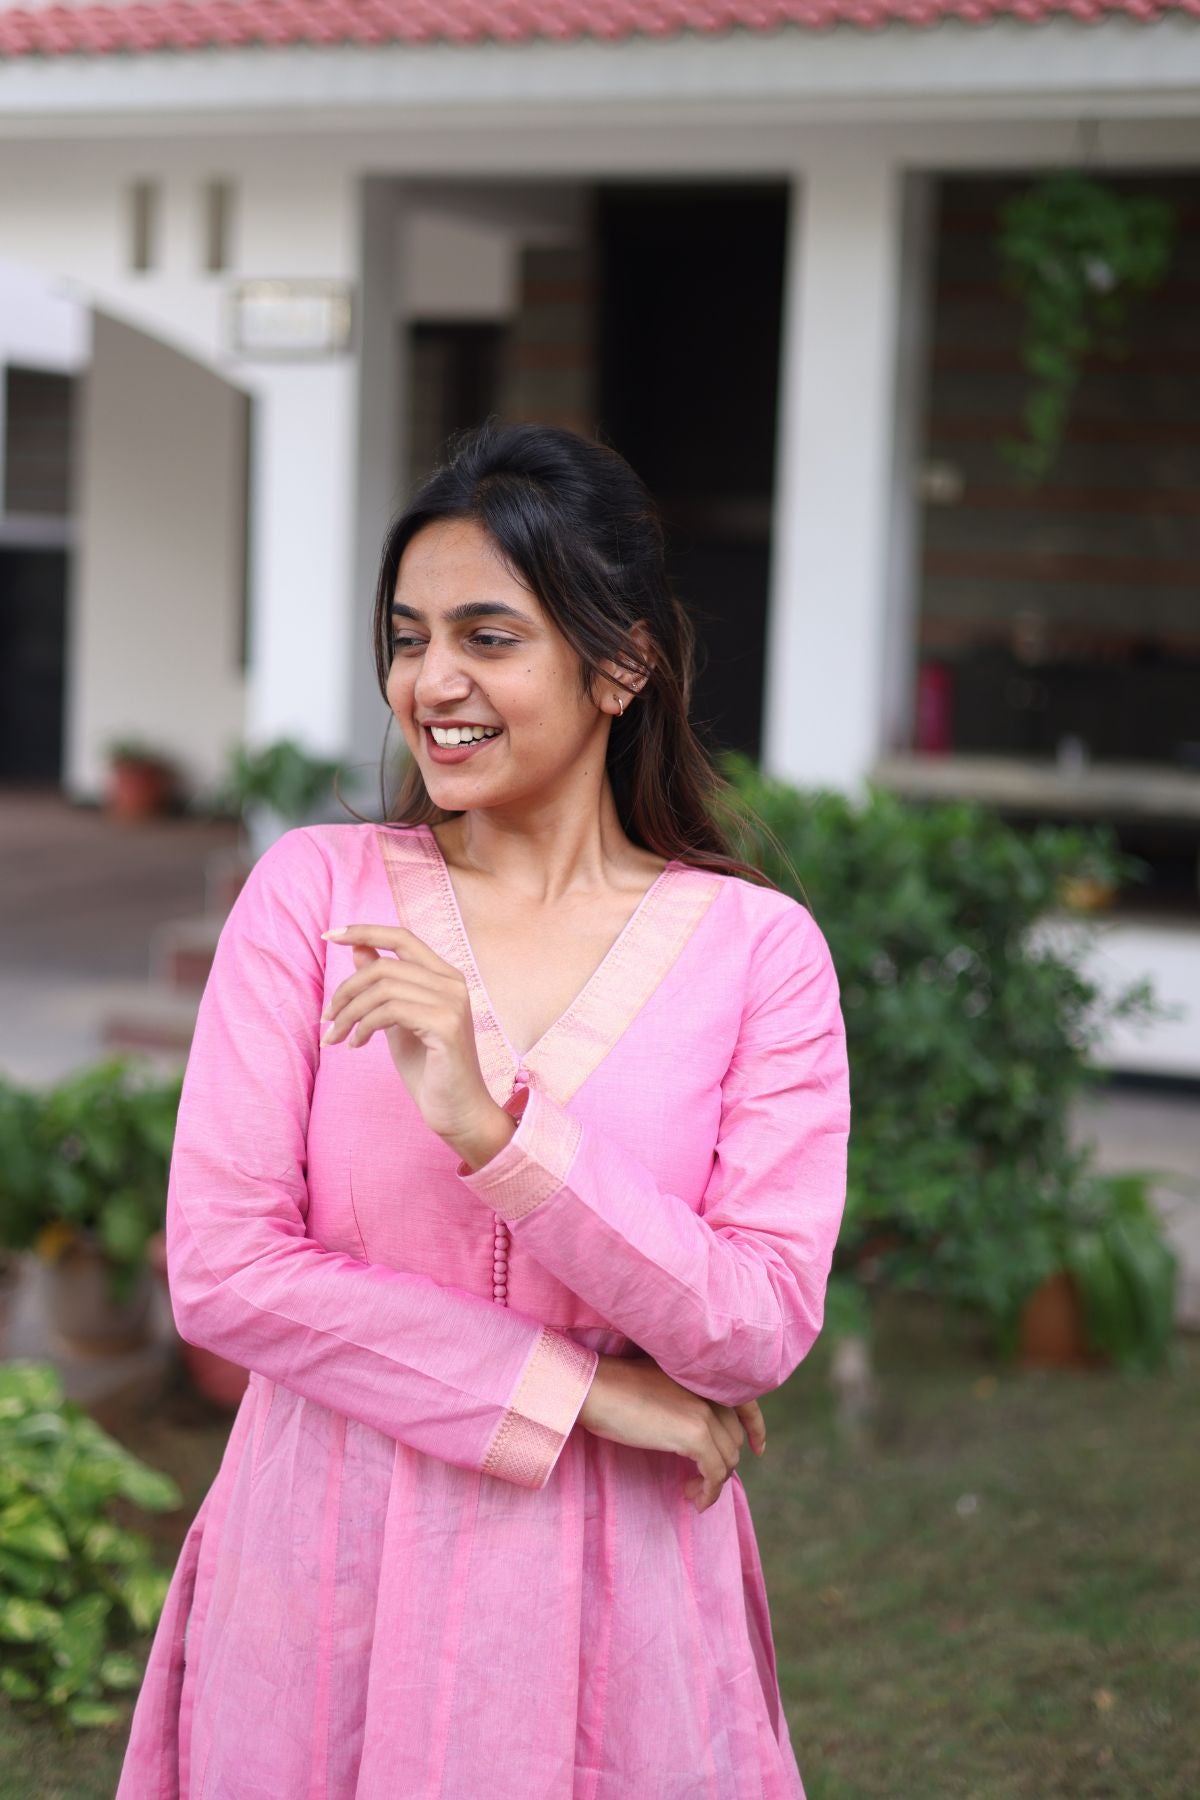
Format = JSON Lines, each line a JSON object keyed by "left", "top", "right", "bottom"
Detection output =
{"left": 764, "top": 151, "right": 926, "bottom": 795}
{"left": 244, "top": 357, "right": 357, "bottom": 756}
{"left": 345, "top": 178, "right": 409, "bottom": 780}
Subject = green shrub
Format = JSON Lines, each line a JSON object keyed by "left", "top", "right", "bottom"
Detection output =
{"left": 718, "top": 755, "right": 1175, "bottom": 1360}
{"left": 0, "top": 1060, "right": 181, "bottom": 1304}
{"left": 0, "top": 1361, "right": 181, "bottom": 1728}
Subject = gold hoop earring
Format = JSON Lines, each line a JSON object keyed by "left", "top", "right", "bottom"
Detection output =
{"left": 614, "top": 695, "right": 625, "bottom": 716}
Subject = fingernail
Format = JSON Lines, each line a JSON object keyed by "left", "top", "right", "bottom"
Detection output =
{"left": 322, "top": 927, "right": 349, "bottom": 940}
{"left": 319, "top": 1028, "right": 335, "bottom": 1047}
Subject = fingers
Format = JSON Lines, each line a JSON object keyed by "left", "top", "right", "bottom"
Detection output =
{"left": 684, "top": 1436, "right": 734, "bottom": 1513}
{"left": 709, "top": 1405, "right": 744, "bottom": 1472}
{"left": 322, "top": 924, "right": 448, "bottom": 976}
{"left": 683, "top": 1406, "right": 745, "bottom": 1514}
{"left": 735, "top": 1399, "right": 768, "bottom": 1456}
{"left": 322, "top": 957, "right": 466, "bottom": 1040}
{"left": 320, "top": 975, "right": 449, "bottom": 1048}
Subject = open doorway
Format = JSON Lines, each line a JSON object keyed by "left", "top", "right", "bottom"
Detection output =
{"left": 597, "top": 183, "right": 787, "bottom": 760}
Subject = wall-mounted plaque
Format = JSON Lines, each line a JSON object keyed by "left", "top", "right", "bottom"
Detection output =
{"left": 229, "top": 279, "right": 353, "bottom": 359}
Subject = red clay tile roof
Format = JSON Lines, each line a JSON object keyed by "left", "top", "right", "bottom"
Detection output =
{"left": 0, "top": 0, "right": 1194, "bottom": 60}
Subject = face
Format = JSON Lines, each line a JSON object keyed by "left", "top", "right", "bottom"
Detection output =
{"left": 386, "top": 517, "right": 616, "bottom": 814}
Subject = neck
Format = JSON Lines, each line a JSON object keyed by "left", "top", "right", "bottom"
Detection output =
{"left": 434, "top": 783, "right": 647, "bottom": 904}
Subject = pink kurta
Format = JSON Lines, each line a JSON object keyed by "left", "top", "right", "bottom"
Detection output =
{"left": 116, "top": 820, "right": 851, "bottom": 1800}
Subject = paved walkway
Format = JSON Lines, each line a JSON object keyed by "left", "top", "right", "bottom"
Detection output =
{"left": 1, "top": 788, "right": 1196, "bottom": 1323}
{"left": 0, "top": 787, "right": 238, "bottom": 1083}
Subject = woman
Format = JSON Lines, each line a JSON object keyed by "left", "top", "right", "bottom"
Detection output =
{"left": 116, "top": 422, "right": 851, "bottom": 1800}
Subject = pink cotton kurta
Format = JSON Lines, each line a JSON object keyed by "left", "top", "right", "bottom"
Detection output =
{"left": 116, "top": 820, "right": 851, "bottom": 1800}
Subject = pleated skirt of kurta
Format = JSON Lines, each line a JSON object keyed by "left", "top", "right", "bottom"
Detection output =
{"left": 122, "top": 1350, "right": 805, "bottom": 1800}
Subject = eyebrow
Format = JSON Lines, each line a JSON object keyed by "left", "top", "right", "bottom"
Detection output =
{"left": 390, "top": 601, "right": 533, "bottom": 626}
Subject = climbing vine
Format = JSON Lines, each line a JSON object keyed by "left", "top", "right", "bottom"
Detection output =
{"left": 996, "top": 174, "right": 1176, "bottom": 483}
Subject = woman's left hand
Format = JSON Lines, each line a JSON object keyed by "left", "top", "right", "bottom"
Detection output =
{"left": 320, "top": 924, "right": 515, "bottom": 1169}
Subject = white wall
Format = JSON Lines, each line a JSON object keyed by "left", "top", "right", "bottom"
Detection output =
{"left": 0, "top": 143, "right": 364, "bottom": 770}
{"left": 67, "top": 310, "right": 247, "bottom": 798}
{"left": 0, "top": 257, "right": 89, "bottom": 373}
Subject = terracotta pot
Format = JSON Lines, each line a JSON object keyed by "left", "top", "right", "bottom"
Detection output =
{"left": 1058, "top": 875, "right": 1117, "bottom": 914}
{"left": 180, "top": 1340, "right": 251, "bottom": 1410}
{"left": 1017, "top": 1270, "right": 1101, "bottom": 1370}
{"left": 42, "top": 1237, "right": 153, "bottom": 1355}
{"left": 147, "top": 1229, "right": 250, "bottom": 1410}
{"left": 107, "top": 757, "right": 174, "bottom": 822}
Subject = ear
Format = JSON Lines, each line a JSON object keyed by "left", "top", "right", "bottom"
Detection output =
{"left": 595, "top": 620, "right": 655, "bottom": 714}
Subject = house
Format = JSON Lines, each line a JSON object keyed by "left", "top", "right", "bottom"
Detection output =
{"left": 1, "top": 0, "right": 1198, "bottom": 1071}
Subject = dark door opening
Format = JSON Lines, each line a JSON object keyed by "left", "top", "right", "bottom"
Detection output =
{"left": 0, "top": 548, "right": 67, "bottom": 783}
{"left": 597, "top": 184, "right": 787, "bottom": 760}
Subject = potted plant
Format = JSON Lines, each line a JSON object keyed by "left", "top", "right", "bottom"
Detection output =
{"left": 1018, "top": 1168, "right": 1178, "bottom": 1372}
{"left": 0, "top": 1060, "right": 181, "bottom": 1356}
{"left": 219, "top": 736, "right": 343, "bottom": 860}
{"left": 0, "top": 1359, "right": 181, "bottom": 1729}
{"left": 105, "top": 739, "right": 178, "bottom": 822}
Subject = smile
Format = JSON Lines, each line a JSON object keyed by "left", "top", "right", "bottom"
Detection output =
{"left": 423, "top": 725, "right": 504, "bottom": 765}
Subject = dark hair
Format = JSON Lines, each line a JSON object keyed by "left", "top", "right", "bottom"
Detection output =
{"left": 371, "top": 420, "right": 774, "bottom": 886}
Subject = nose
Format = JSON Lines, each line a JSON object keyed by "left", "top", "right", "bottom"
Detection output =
{"left": 412, "top": 635, "right": 473, "bottom": 709}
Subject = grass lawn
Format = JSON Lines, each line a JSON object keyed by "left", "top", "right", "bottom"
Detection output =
{"left": 2, "top": 1298, "right": 1196, "bottom": 1799}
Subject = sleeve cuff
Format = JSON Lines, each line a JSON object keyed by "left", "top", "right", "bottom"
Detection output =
{"left": 480, "top": 1325, "right": 599, "bottom": 1490}
{"left": 457, "top": 1073, "right": 582, "bottom": 1223}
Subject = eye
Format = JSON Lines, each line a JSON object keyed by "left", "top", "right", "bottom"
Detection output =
{"left": 471, "top": 633, "right": 519, "bottom": 649}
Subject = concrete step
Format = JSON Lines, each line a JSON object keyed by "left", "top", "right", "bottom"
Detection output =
{"left": 205, "top": 845, "right": 251, "bottom": 918}
{"left": 102, "top": 985, "right": 200, "bottom": 1065}
{"left": 150, "top": 913, "right": 224, "bottom": 993}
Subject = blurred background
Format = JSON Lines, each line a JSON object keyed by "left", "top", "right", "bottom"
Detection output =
{"left": 0, "top": 1, "right": 1198, "bottom": 1794}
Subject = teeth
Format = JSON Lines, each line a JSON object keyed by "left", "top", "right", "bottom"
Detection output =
{"left": 430, "top": 725, "right": 501, "bottom": 747}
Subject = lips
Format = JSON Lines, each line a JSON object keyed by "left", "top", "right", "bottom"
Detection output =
{"left": 422, "top": 725, "right": 504, "bottom": 766}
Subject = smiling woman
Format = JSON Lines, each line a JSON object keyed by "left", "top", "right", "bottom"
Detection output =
{"left": 116, "top": 422, "right": 852, "bottom": 1800}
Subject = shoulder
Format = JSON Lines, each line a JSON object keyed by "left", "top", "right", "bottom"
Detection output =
{"left": 233, "top": 822, "right": 394, "bottom": 927}
{"left": 701, "top": 866, "right": 832, "bottom": 964}
{"left": 248, "top": 821, "right": 401, "bottom": 887}
{"left": 698, "top": 868, "right": 840, "bottom": 1029}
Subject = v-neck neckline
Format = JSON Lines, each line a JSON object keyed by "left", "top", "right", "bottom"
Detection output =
{"left": 417, "top": 820, "right": 681, "bottom": 1067}
{"left": 374, "top": 821, "right": 724, "bottom": 1106}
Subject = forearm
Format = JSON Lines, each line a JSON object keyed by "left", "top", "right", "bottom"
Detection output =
{"left": 458, "top": 1081, "right": 847, "bottom": 1405}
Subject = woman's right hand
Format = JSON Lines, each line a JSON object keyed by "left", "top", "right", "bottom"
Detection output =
{"left": 577, "top": 1355, "right": 767, "bottom": 1513}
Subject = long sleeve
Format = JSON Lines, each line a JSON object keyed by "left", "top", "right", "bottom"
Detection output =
{"left": 457, "top": 900, "right": 851, "bottom": 1408}
{"left": 166, "top": 828, "right": 596, "bottom": 1490}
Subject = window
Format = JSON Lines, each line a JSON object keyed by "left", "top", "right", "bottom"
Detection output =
{"left": 129, "top": 179, "right": 159, "bottom": 273}
{"left": 203, "top": 179, "right": 234, "bottom": 274}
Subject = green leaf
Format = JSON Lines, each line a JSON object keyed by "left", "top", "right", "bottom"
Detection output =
{"left": 0, "top": 1544, "right": 58, "bottom": 1597}
{"left": 99, "top": 1651, "right": 144, "bottom": 1691}
{"left": 82, "top": 1519, "right": 147, "bottom": 1567}
{"left": 0, "top": 1665, "right": 40, "bottom": 1701}
{"left": 64, "top": 1697, "right": 122, "bottom": 1728}
{"left": 118, "top": 1565, "right": 171, "bottom": 1634}
{"left": 0, "top": 1595, "right": 61, "bottom": 1643}
{"left": 112, "top": 1459, "right": 183, "bottom": 1513}
{"left": 0, "top": 1362, "right": 64, "bottom": 1416}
